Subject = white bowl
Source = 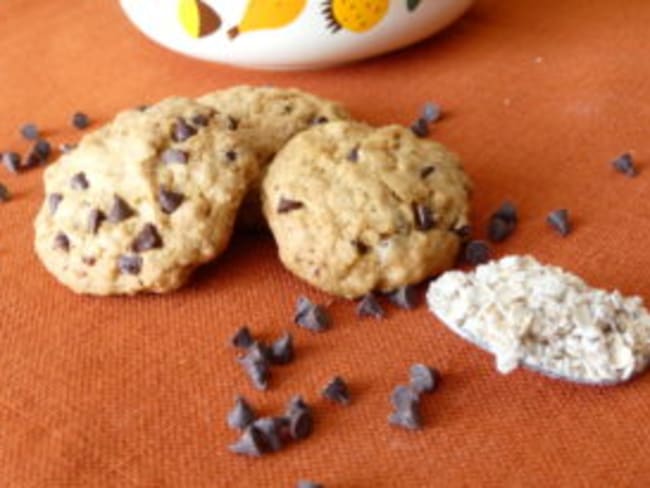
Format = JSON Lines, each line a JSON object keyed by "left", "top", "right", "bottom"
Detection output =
{"left": 120, "top": 0, "right": 474, "bottom": 70}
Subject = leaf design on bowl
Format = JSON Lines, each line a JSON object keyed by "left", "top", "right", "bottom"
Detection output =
{"left": 178, "top": 0, "right": 221, "bottom": 38}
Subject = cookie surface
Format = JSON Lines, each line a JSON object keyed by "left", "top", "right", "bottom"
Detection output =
{"left": 34, "top": 97, "right": 258, "bottom": 295}
{"left": 262, "top": 121, "right": 472, "bottom": 298}
{"left": 197, "top": 85, "right": 350, "bottom": 229}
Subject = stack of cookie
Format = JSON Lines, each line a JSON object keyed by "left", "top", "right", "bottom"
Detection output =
{"left": 34, "top": 86, "right": 471, "bottom": 297}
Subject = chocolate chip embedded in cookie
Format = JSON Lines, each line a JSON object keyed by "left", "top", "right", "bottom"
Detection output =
{"left": 34, "top": 97, "right": 258, "bottom": 295}
{"left": 197, "top": 85, "right": 351, "bottom": 230}
{"left": 262, "top": 121, "right": 471, "bottom": 299}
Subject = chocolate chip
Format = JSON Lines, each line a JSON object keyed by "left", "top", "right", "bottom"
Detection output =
{"left": 158, "top": 188, "right": 185, "bottom": 214}
{"left": 191, "top": 113, "right": 210, "bottom": 127}
{"left": 59, "top": 143, "right": 77, "bottom": 154}
{"left": 118, "top": 255, "right": 142, "bottom": 275}
{"left": 297, "top": 481, "right": 323, "bottom": 488}
{"left": 612, "top": 152, "right": 637, "bottom": 177}
{"left": 285, "top": 395, "right": 311, "bottom": 418}
{"left": 421, "top": 102, "right": 442, "bottom": 123}
{"left": 72, "top": 112, "right": 90, "bottom": 130}
{"left": 48, "top": 193, "right": 63, "bottom": 214}
{"left": 34, "top": 139, "right": 51, "bottom": 160}
{"left": 225, "top": 150, "right": 238, "bottom": 162}
{"left": 388, "top": 285, "right": 418, "bottom": 310}
{"left": 454, "top": 224, "right": 472, "bottom": 241}
{"left": 229, "top": 425, "right": 268, "bottom": 457}
{"left": 231, "top": 326, "right": 254, "bottom": 349}
{"left": 82, "top": 256, "right": 96, "bottom": 266}
{"left": 108, "top": 195, "right": 135, "bottom": 222}
{"left": 70, "top": 172, "right": 89, "bottom": 190}
{"left": 288, "top": 410, "right": 313, "bottom": 440}
{"left": 23, "top": 150, "right": 42, "bottom": 169}
{"left": 136, "top": 104, "right": 149, "bottom": 112}
{"left": 226, "top": 115, "right": 239, "bottom": 130}
{"left": 412, "top": 203, "right": 436, "bottom": 231}
{"left": 346, "top": 145, "right": 359, "bottom": 162}
{"left": 410, "top": 118, "right": 429, "bottom": 138}
{"left": 420, "top": 165, "right": 436, "bottom": 179}
{"left": 171, "top": 117, "right": 197, "bottom": 142}
{"left": 388, "top": 406, "right": 422, "bottom": 430}
{"left": 493, "top": 201, "right": 518, "bottom": 224}
{"left": 87, "top": 208, "right": 106, "bottom": 234}
{"left": 0, "top": 183, "right": 10, "bottom": 203}
{"left": 322, "top": 376, "right": 350, "bottom": 405}
{"left": 131, "top": 223, "right": 163, "bottom": 253}
{"left": 294, "top": 296, "right": 330, "bottom": 332}
{"left": 2, "top": 152, "right": 20, "bottom": 173}
{"left": 464, "top": 240, "right": 490, "bottom": 265}
{"left": 53, "top": 232, "right": 70, "bottom": 252}
{"left": 269, "top": 332, "right": 294, "bottom": 365}
{"left": 161, "top": 148, "right": 188, "bottom": 165}
{"left": 311, "top": 115, "right": 329, "bottom": 125}
{"left": 277, "top": 197, "right": 304, "bottom": 214}
{"left": 487, "top": 217, "right": 513, "bottom": 243}
{"left": 352, "top": 239, "right": 370, "bottom": 254}
{"left": 252, "top": 417, "right": 284, "bottom": 452}
{"left": 238, "top": 346, "right": 270, "bottom": 390}
{"left": 20, "top": 123, "right": 39, "bottom": 140}
{"left": 357, "top": 293, "right": 384, "bottom": 319}
{"left": 409, "top": 364, "right": 439, "bottom": 394}
{"left": 390, "top": 385, "right": 420, "bottom": 411}
{"left": 547, "top": 209, "right": 571, "bottom": 236}
{"left": 227, "top": 396, "right": 256, "bottom": 431}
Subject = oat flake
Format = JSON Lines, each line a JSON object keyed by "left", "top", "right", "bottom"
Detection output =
{"left": 427, "top": 255, "right": 650, "bottom": 385}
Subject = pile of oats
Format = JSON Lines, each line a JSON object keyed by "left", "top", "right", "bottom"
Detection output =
{"left": 426, "top": 255, "right": 650, "bottom": 385}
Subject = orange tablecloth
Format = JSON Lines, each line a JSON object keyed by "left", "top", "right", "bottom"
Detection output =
{"left": 2, "top": 1, "right": 650, "bottom": 486}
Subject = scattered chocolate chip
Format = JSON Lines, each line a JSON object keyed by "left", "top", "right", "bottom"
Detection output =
{"left": 388, "top": 407, "right": 422, "bottom": 430}
{"left": 322, "top": 376, "right": 350, "bottom": 405}
{"left": 158, "top": 188, "right": 185, "bottom": 214}
{"left": 23, "top": 150, "right": 42, "bottom": 169}
{"left": 547, "top": 209, "right": 571, "bottom": 236}
{"left": 59, "top": 143, "right": 77, "bottom": 153}
{"left": 239, "top": 346, "right": 270, "bottom": 390}
{"left": 612, "top": 152, "right": 637, "bottom": 177}
{"left": 118, "top": 255, "right": 142, "bottom": 275}
{"left": 412, "top": 203, "right": 436, "bottom": 231}
{"left": 229, "top": 425, "right": 268, "bottom": 457}
{"left": 311, "top": 115, "right": 329, "bottom": 125}
{"left": 191, "top": 113, "right": 210, "bottom": 127}
{"left": 410, "top": 117, "right": 429, "bottom": 138}
{"left": 48, "top": 193, "right": 63, "bottom": 214}
{"left": 53, "top": 232, "right": 70, "bottom": 252}
{"left": 231, "top": 326, "right": 254, "bottom": 349}
{"left": 464, "top": 240, "right": 490, "bottom": 265}
{"left": 285, "top": 395, "right": 311, "bottom": 418}
{"left": 225, "top": 149, "right": 238, "bottom": 162}
{"left": 421, "top": 102, "right": 442, "bottom": 123}
{"left": 171, "top": 117, "right": 197, "bottom": 142}
{"left": 70, "top": 172, "right": 89, "bottom": 190}
{"left": 20, "top": 123, "right": 39, "bottom": 140}
{"left": 294, "top": 296, "right": 330, "bottom": 332}
{"left": 226, "top": 115, "right": 239, "bottom": 130}
{"left": 352, "top": 239, "right": 370, "bottom": 255}
{"left": 108, "top": 195, "right": 135, "bottom": 222}
{"left": 2, "top": 152, "right": 20, "bottom": 173}
{"left": 161, "top": 148, "right": 188, "bottom": 165}
{"left": 72, "top": 112, "right": 90, "bottom": 130}
{"left": 297, "top": 481, "right": 323, "bottom": 488}
{"left": 252, "top": 417, "right": 284, "bottom": 452}
{"left": 388, "top": 285, "right": 418, "bottom": 310}
{"left": 493, "top": 201, "right": 518, "bottom": 224}
{"left": 357, "top": 293, "right": 384, "bottom": 319}
{"left": 390, "top": 385, "right": 420, "bottom": 411}
{"left": 487, "top": 216, "right": 513, "bottom": 243}
{"left": 409, "top": 364, "right": 439, "bottom": 394}
{"left": 34, "top": 139, "right": 51, "bottom": 160}
{"left": 269, "top": 332, "right": 294, "bottom": 365}
{"left": 82, "top": 256, "right": 96, "bottom": 266}
{"left": 420, "top": 165, "right": 436, "bottom": 179}
{"left": 346, "top": 145, "right": 360, "bottom": 162}
{"left": 288, "top": 410, "right": 313, "bottom": 440}
{"left": 0, "top": 183, "right": 10, "bottom": 203}
{"left": 227, "top": 396, "right": 256, "bottom": 431}
{"left": 131, "top": 223, "right": 163, "bottom": 253}
{"left": 87, "top": 208, "right": 106, "bottom": 234}
{"left": 277, "top": 197, "right": 304, "bottom": 214}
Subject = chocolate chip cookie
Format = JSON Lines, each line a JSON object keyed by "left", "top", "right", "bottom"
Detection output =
{"left": 34, "top": 97, "right": 258, "bottom": 295}
{"left": 262, "top": 121, "right": 471, "bottom": 299}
